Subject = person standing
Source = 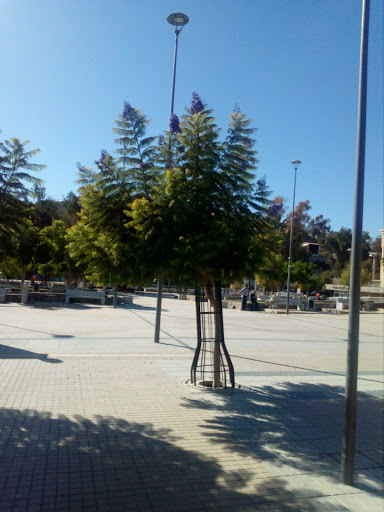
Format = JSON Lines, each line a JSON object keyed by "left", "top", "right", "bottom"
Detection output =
{"left": 240, "top": 284, "right": 249, "bottom": 310}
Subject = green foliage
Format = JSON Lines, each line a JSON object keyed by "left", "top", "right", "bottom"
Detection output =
{"left": 113, "top": 105, "right": 159, "bottom": 199}
{"left": 32, "top": 197, "right": 60, "bottom": 229}
{"left": 130, "top": 102, "right": 270, "bottom": 287}
{"left": 339, "top": 264, "right": 372, "bottom": 287}
{"left": 0, "top": 137, "right": 46, "bottom": 202}
{"left": 307, "top": 215, "right": 331, "bottom": 244}
{"left": 0, "top": 258, "right": 23, "bottom": 280}
{"left": 290, "top": 260, "right": 325, "bottom": 293}
{"left": 325, "top": 228, "right": 352, "bottom": 272}
{"left": 67, "top": 150, "right": 138, "bottom": 286}
{"left": 60, "top": 191, "right": 81, "bottom": 228}
{"left": 0, "top": 220, "right": 39, "bottom": 282}
{"left": 0, "top": 135, "right": 46, "bottom": 247}
{"left": 37, "top": 220, "right": 77, "bottom": 282}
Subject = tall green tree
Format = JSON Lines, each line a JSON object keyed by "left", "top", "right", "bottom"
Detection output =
{"left": 0, "top": 135, "right": 46, "bottom": 248}
{"left": 67, "top": 151, "right": 136, "bottom": 298}
{"left": 130, "top": 94, "right": 270, "bottom": 385}
{"left": 113, "top": 102, "right": 159, "bottom": 199}
{"left": 0, "top": 137, "right": 45, "bottom": 202}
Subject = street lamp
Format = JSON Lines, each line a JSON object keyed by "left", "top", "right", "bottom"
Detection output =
{"left": 154, "top": 12, "right": 189, "bottom": 344}
{"left": 167, "top": 12, "right": 189, "bottom": 114}
{"left": 341, "top": 0, "right": 370, "bottom": 486}
{"left": 369, "top": 252, "right": 378, "bottom": 281}
{"left": 286, "top": 159, "right": 302, "bottom": 315}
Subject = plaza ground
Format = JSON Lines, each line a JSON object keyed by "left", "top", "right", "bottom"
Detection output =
{"left": 0, "top": 297, "right": 383, "bottom": 511}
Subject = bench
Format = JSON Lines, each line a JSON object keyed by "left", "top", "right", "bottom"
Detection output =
{"left": 65, "top": 289, "right": 106, "bottom": 305}
{"left": 360, "top": 300, "right": 377, "bottom": 311}
{"left": 270, "top": 298, "right": 302, "bottom": 310}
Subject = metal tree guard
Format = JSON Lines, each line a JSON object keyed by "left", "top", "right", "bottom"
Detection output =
{"left": 191, "top": 282, "right": 235, "bottom": 388}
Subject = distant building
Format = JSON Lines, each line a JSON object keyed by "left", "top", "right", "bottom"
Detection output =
{"left": 301, "top": 242, "right": 326, "bottom": 263}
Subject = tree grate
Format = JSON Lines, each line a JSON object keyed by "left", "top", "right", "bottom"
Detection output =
{"left": 190, "top": 282, "right": 235, "bottom": 388}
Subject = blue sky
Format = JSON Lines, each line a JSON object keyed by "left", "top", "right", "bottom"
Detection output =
{"left": 1, "top": 0, "right": 383, "bottom": 238}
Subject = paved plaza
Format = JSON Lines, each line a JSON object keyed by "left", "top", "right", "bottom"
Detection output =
{"left": 0, "top": 297, "right": 383, "bottom": 511}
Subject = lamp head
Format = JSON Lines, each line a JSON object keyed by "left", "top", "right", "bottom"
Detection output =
{"left": 291, "top": 159, "right": 302, "bottom": 166}
{"left": 167, "top": 12, "right": 189, "bottom": 28}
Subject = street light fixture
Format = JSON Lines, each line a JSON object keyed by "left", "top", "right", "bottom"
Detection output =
{"left": 369, "top": 252, "right": 378, "bottom": 281}
{"left": 286, "top": 159, "right": 302, "bottom": 315}
{"left": 167, "top": 12, "right": 189, "bottom": 114}
{"left": 154, "top": 12, "right": 189, "bottom": 344}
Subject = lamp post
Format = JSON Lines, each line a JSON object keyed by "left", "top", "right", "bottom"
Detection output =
{"left": 154, "top": 12, "right": 189, "bottom": 344}
{"left": 167, "top": 12, "right": 189, "bottom": 114}
{"left": 341, "top": 0, "right": 370, "bottom": 486}
{"left": 369, "top": 252, "right": 378, "bottom": 281}
{"left": 286, "top": 159, "right": 301, "bottom": 315}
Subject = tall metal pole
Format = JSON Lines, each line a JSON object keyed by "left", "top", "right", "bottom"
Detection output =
{"left": 286, "top": 161, "right": 301, "bottom": 315}
{"left": 341, "top": 0, "right": 370, "bottom": 486}
{"left": 170, "top": 30, "right": 180, "bottom": 114}
{"left": 155, "top": 14, "right": 188, "bottom": 344}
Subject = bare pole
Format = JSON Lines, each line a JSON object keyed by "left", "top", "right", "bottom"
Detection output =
{"left": 341, "top": 0, "right": 370, "bottom": 486}
{"left": 170, "top": 29, "right": 180, "bottom": 115}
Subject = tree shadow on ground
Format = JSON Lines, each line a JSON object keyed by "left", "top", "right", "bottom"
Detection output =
{"left": 0, "top": 409, "right": 357, "bottom": 512}
{"left": 0, "top": 345, "right": 62, "bottom": 363}
{"left": 181, "top": 382, "right": 383, "bottom": 498}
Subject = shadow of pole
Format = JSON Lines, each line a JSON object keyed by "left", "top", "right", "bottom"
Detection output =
{"left": 0, "top": 345, "right": 62, "bottom": 363}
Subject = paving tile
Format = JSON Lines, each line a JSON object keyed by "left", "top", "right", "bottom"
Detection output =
{"left": 0, "top": 301, "right": 382, "bottom": 511}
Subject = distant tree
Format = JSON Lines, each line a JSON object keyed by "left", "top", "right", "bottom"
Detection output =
{"left": 67, "top": 149, "right": 138, "bottom": 306}
{"left": 325, "top": 228, "right": 353, "bottom": 272}
{"left": 325, "top": 228, "right": 371, "bottom": 274}
{"left": 0, "top": 136, "right": 46, "bottom": 243}
{"left": 339, "top": 264, "right": 371, "bottom": 287}
{"left": 37, "top": 220, "right": 78, "bottom": 285}
{"left": 268, "top": 196, "right": 285, "bottom": 223}
{"left": 280, "top": 200, "right": 311, "bottom": 262}
{"left": 256, "top": 202, "right": 286, "bottom": 291}
{"left": 290, "top": 260, "right": 325, "bottom": 294}
{"left": 370, "top": 235, "right": 382, "bottom": 254}
{"left": 1, "top": 220, "right": 40, "bottom": 284}
{"left": 32, "top": 197, "right": 60, "bottom": 229}
{"left": 0, "top": 137, "right": 46, "bottom": 202}
{"left": 307, "top": 215, "right": 331, "bottom": 245}
{"left": 59, "top": 191, "right": 81, "bottom": 228}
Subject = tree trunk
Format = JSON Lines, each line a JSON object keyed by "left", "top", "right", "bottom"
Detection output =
{"left": 205, "top": 282, "right": 221, "bottom": 388}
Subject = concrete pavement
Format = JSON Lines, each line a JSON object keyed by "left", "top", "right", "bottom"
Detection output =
{"left": 0, "top": 298, "right": 382, "bottom": 511}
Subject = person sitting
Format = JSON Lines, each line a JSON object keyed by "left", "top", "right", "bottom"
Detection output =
{"left": 250, "top": 290, "right": 258, "bottom": 311}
